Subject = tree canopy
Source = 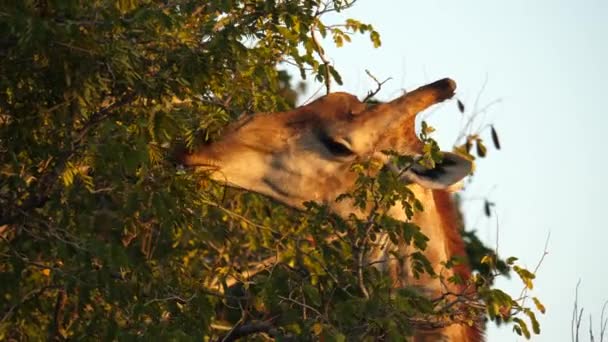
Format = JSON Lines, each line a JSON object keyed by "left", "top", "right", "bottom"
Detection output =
{"left": 1, "top": 1, "right": 543, "bottom": 340}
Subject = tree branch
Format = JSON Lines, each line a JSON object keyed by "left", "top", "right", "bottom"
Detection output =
{"left": 49, "top": 288, "right": 67, "bottom": 340}
{"left": 211, "top": 233, "right": 343, "bottom": 292}
{"left": 310, "top": 21, "right": 331, "bottom": 94}
{"left": 216, "top": 320, "right": 276, "bottom": 342}
{"left": 362, "top": 69, "right": 392, "bottom": 103}
{"left": 1, "top": 285, "right": 61, "bottom": 324}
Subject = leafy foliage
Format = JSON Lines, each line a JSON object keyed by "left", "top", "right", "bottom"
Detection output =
{"left": 1, "top": 1, "right": 541, "bottom": 340}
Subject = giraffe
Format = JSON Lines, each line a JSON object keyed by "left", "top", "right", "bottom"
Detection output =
{"left": 177, "top": 78, "right": 482, "bottom": 341}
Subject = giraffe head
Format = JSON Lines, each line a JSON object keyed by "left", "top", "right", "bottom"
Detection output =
{"left": 177, "top": 78, "right": 472, "bottom": 210}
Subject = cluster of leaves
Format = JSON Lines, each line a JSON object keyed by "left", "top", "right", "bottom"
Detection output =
{"left": 446, "top": 101, "right": 546, "bottom": 338}
{"left": 473, "top": 254, "right": 545, "bottom": 339}
{"left": 0, "top": 0, "right": 542, "bottom": 340}
{"left": 0, "top": 0, "right": 377, "bottom": 339}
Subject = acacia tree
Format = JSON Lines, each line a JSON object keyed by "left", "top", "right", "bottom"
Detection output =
{"left": 0, "top": 1, "right": 542, "bottom": 340}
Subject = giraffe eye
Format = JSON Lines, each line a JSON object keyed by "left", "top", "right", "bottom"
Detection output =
{"left": 320, "top": 135, "right": 354, "bottom": 157}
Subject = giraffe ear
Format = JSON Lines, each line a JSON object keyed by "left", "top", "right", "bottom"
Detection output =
{"left": 404, "top": 152, "right": 472, "bottom": 191}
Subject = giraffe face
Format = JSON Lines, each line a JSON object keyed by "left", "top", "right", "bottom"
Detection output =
{"left": 177, "top": 79, "right": 471, "bottom": 208}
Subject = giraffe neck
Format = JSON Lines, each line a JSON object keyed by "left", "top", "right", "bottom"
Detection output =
{"left": 366, "top": 185, "right": 458, "bottom": 293}
{"left": 366, "top": 185, "right": 482, "bottom": 341}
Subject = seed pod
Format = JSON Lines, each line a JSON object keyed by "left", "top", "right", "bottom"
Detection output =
{"left": 457, "top": 99, "right": 465, "bottom": 113}
{"left": 491, "top": 125, "right": 501, "bottom": 150}
{"left": 476, "top": 139, "right": 487, "bottom": 158}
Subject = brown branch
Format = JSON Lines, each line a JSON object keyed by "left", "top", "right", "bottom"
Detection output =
{"left": 316, "top": 0, "right": 359, "bottom": 15}
{"left": 49, "top": 289, "right": 67, "bottom": 340}
{"left": 73, "top": 92, "right": 137, "bottom": 146}
{"left": 214, "top": 296, "right": 482, "bottom": 339}
{"left": 1, "top": 285, "right": 62, "bottom": 324}
{"left": 207, "top": 254, "right": 278, "bottom": 292}
{"left": 216, "top": 320, "right": 276, "bottom": 342}
{"left": 404, "top": 308, "right": 481, "bottom": 331}
{"left": 144, "top": 293, "right": 197, "bottom": 307}
{"left": 210, "top": 233, "right": 343, "bottom": 293}
{"left": 357, "top": 230, "right": 371, "bottom": 299}
{"left": 54, "top": 41, "right": 95, "bottom": 55}
{"left": 310, "top": 21, "right": 331, "bottom": 94}
{"left": 199, "top": 199, "right": 278, "bottom": 234}
{"left": 278, "top": 295, "right": 325, "bottom": 319}
{"left": 362, "top": 69, "right": 392, "bottom": 103}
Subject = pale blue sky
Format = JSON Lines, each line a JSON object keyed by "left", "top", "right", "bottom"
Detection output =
{"left": 288, "top": 1, "right": 608, "bottom": 340}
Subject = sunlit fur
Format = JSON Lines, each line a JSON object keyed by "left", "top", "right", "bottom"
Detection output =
{"left": 179, "top": 79, "right": 483, "bottom": 341}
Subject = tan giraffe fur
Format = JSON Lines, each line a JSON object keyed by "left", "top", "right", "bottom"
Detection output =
{"left": 178, "top": 78, "right": 482, "bottom": 341}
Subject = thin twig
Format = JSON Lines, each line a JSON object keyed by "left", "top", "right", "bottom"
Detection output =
{"left": 362, "top": 69, "right": 392, "bottom": 102}
{"left": 220, "top": 307, "right": 247, "bottom": 342}
{"left": 1, "top": 285, "right": 61, "bottom": 324}
{"left": 494, "top": 210, "right": 500, "bottom": 267}
{"left": 278, "top": 295, "right": 324, "bottom": 319}
{"left": 601, "top": 300, "right": 608, "bottom": 342}
{"left": 144, "top": 293, "right": 197, "bottom": 307}
{"left": 199, "top": 198, "right": 279, "bottom": 234}
{"left": 317, "top": 0, "right": 359, "bottom": 15}
{"left": 310, "top": 20, "right": 331, "bottom": 94}
{"left": 357, "top": 238, "right": 370, "bottom": 299}
{"left": 73, "top": 92, "right": 137, "bottom": 146}
{"left": 573, "top": 279, "right": 582, "bottom": 342}
{"left": 301, "top": 83, "right": 325, "bottom": 105}
{"left": 591, "top": 314, "right": 596, "bottom": 342}
{"left": 532, "top": 232, "right": 551, "bottom": 275}
{"left": 577, "top": 308, "right": 585, "bottom": 342}
{"left": 49, "top": 289, "right": 67, "bottom": 340}
{"left": 54, "top": 41, "right": 95, "bottom": 55}
{"left": 519, "top": 231, "right": 550, "bottom": 307}
{"left": 454, "top": 98, "right": 502, "bottom": 146}
{"left": 212, "top": 234, "right": 343, "bottom": 292}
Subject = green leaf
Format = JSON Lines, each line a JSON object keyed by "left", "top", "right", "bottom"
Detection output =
{"left": 514, "top": 265, "right": 536, "bottom": 289}
{"left": 525, "top": 309, "right": 541, "bottom": 334}
{"left": 513, "top": 324, "right": 522, "bottom": 336}
{"left": 480, "top": 254, "right": 493, "bottom": 266}
{"left": 329, "top": 65, "right": 343, "bottom": 85}
{"left": 532, "top": 297, "right": 546, "bottom": 314}
{"left": 513, "top": 318, "right": 531, "bottom": 339}
{"left": 506, "top": 256, "right": 518, "bottom": 265}
{"left": 370, "top": 30, "right": 381, "bottom": 48}
{"left": 317, "top": 63, "right": 327, "bottom": 83}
